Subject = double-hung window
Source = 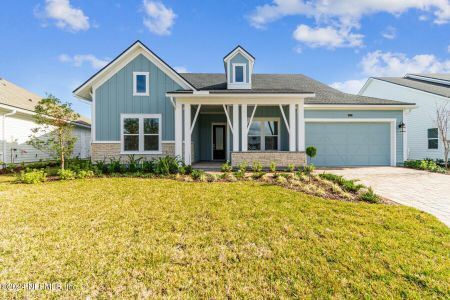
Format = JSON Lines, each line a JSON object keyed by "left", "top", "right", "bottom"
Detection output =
{"left": 233, "top": 64, "right": 246, "bottom": 83}
{"left": 133, "top": 72, "right": 149, "bottom": 96}
{"left": 121, "top": 114, "right": 161, "bottom": 153}
{"left": 248, "top": 119, "right": 279, "bottom": 151}
{"left": 427, "top": 128, "right": 439, "bottom": 149}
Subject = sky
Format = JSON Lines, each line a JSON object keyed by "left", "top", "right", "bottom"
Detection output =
{"left": 1, "top": 0, "right": 450, "bottom": 119}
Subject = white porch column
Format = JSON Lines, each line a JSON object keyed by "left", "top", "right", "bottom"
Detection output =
{"left": 184, "top": 104, "right": 191, "bottom": 165}
{"left": 174, "top": 101, "right": 183, "bottom": 158}
{"left": 297, "top": 100, "right": 305, "bottom": 151}
{"left": 289, "top": 104, "right": 296, "bottom": 151}
{"left": 233, "top": 104, "right": 240, "bottom": 152}
{"left": 241, "top": 104, "right": 248, "bottom": 151}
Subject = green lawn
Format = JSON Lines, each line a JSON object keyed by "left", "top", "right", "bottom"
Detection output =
{"left": 0, "top": 177, "right": 448, "bottom": 299}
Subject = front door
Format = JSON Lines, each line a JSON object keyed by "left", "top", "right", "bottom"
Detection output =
{"left": 212, "top": 124, "right": 226, "bottom": 160}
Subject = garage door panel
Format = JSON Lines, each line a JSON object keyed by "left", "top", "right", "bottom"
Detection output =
{"left": 306, "top": 122, "right": 391, "bottom": 167}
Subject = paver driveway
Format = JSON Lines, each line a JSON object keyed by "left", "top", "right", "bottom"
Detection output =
{"left": 317, "top": 167, "right": 450, "bottom": 227}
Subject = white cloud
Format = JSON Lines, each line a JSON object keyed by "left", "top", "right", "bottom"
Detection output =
{"left": 42, "top": 0, "right": 90, "bottom": 31}
{"left": 249, "top": 0, "right": 450, "bottom": 48}
{"left": 293, "top": 24, "right": 363, "bottom": 48}
{"left": 174, "top": 66, "right": 188, "bottom": 73}
{"left": 142, "top": 0, "right": 176, "bottom": 35}
{"left": 59, "top": 54, "right": 109, "bottom": 69}
{"left": 382, "top": 26, "right": 397, "bottom": 40}
{"left": 331, "top": 50, "right": 450, "bottom": 94}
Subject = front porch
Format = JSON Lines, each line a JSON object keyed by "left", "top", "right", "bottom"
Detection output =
{"left": 171, "top": 97, "right": 307, "bottom": 167}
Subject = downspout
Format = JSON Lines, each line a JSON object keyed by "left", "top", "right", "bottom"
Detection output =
{"left": 2, "top": 109, "right": 17, "bottom": 164}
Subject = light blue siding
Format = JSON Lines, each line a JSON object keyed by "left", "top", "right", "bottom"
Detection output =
{"left": 305, "top": 110, "right": 405, "bottom": 165}
{"left": 95, "top": 54, "right": 182, "bottom": 141}
{"left": 230, "top": 53, "right": 250, "bottom": 84}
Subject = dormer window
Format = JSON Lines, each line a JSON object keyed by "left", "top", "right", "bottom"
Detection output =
{"left": 224, "top": 45, "right": 255, "bottom": 90}
{"left": 133, "top": 72, "right": 149, "bottom": 96}
{"left": 233, "top": 64, "right": 246, "bottom": 83}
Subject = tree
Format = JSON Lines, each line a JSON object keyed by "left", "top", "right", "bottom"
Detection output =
{"left": 436, "top": 102, "right": 450, "bottom": 168}
{"left": 306, "top": 146, "right": 317, "bottom": 165}
{"left": 28, "top": 95, "right": 80, "bottom": 170}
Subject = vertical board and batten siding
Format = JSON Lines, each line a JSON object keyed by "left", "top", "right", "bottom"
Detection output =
{"left": 95, "top": 54, "right": 182, "bottom": 141}
{"left": 229, "top": 53, "right": 250, "bottom": 84}
{"left": 304, "top": 110, "right": 404, "bottom": 165}
{"left": 360, "top": 79, "right": 449, "bottom": 160}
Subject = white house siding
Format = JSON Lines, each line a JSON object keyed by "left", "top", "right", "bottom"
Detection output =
{"left": 360, "top": 79, "right": 450, "bottom": 161}
{"left": 0, "top": 112, "right": 91, "bottom": 164}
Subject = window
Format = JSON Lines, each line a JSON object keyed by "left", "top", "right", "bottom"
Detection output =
{"left": 233, "top": 64, "right": 246, "bottom": 83}
{"left": 428, "top": 128, "right": 439, "bottom": 149}
{"left": 133, "top": 72, "right": 149, "bottom": 96}
{"left": 248, "top": 119, "right": 279, "bottom": 151}
{"left": 121, "top": 114, "right": 161, "bottom": 153}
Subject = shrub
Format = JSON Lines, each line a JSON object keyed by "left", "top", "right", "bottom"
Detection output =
{"left": 58, "top": 169, "right": 76, "bottom": 180}
{"left": 302, "top": 164, "right": 315, "bottom": 175}
{"left": 221, "top": 161, "right": 233, "bottom": 173}
{"left": 191, "top": 169, "right": 204, "bottom": 181}
{"left": 405, "top": 159, "right": 447, "bottom": 174}
{"left": 306, "top": 146, "right": 317, "bottom": 160}
{"left": 108, "top": 158, "right": 123, "bottom": 173}
{"left": 184, "top": 165, "right": 193, "bottom": 175}
{"left": 319, "top": 173, "right": 365, "bottom": 193}
{"left": 127, "top": 155, "right": 142, "bottom": 172}
{"left": 205, "top": 173, "right": 217, "bottom": 182}
{"left": 360, "top": 188, "right": 380, "bottom": 203}
{"left": 287, "top": 164, "right": 295, "bottom": 172}
{"left": 77, "top": 170, "right": 95, "bottom": 179}
{"left": 252, "top": 161, "right": 262, "bottom": 173}
{"left": 251, "top": 171, "right": 265, "bottom": 180}
{"left": 238, "top": 161, "right": 248, "bottom": 174}
{"left": 275, "top": 176, "right": 287, "bottom": 185}
{"left": 142, "top": 160, "right": 155, "bottom": 173}
{"left": 154, "top": 156, "right": 180, "bottom": 176}
{"left": 16, "top": 169, "right": 47, "bottom": 184}
{"left": 269, "top": 161, "right": 277, "bottom": 173}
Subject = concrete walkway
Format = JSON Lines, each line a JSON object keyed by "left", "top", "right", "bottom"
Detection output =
{"left": 317, "top": 167, "right": 450, "bottom": 227}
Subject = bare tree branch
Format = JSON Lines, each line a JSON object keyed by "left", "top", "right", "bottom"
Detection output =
{"left": 435, "top": 102, "right": 450, "bottom": 169}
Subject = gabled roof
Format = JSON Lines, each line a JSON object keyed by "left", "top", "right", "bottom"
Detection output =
{"left": 373, "top": 76, "right": 450, "bottom": 98}
{"left": 0, "top": 78, "right": 90, "bottom": 127}
{"left": 73, "top": 40, "right": 196, "bottom": 100}
{"left": 223, "top": 45, "right": 255, "bottom": 62}
{"left": 174, "top": 73, "right": 414, "bottom": 105}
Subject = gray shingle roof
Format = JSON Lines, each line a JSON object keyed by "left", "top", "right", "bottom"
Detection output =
{"left": 408, "top": 73, "right": 450, "bottom": 82}
{"left": 375, "top": 77, "right": 450, "bottom": 98}
{"left": 0, "top": 78, "right": 90, "bottom": 127}
{"left": 176, "top": 73, "right": 413, "bottom": 105}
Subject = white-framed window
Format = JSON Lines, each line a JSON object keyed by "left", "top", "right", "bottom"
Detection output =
{"left": 248, "top": 118, "right": 280, "bottom": 151}
{"left": 121, "top": 114, "right": 161, "bottom": 154}
{"left": 428, "top": 128, "right": 439, "bottom": 149}
{"left": 133, "top": 72, "right": 149, "bottom": 96}
{"left": 232, "top": 63, "right": 246, "bottom": 83}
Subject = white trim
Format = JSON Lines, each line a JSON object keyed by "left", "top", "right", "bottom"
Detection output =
{"left": 304, "top": 104, "right": 417, "bottom": 110}
{"left": 305, "top": 118, "right": 397, "bottom": 166}
{"left": 74, "top": 42, "right": 195, "bottom": 100}
{"left": 403, "top": 110, "right": 408, "bottom": 161}
{"left": 133, "top": 72, "right": 150, "bottom": 96}
{"left": 297, "top": 101, "right": 305, "bottom": 151}
{"left": 279, "top": 104, "right": 290, "bottom": 134}
{"left": 168, "top": 93, "right": 314, "bottom": 99}
{"left": 162, "top": 140, "right": 175, "bottom": 144}
{"left": 223, "top": 47, "right": 255, "bottom": 64}
{"left": 289, "top": 104, "right": 296, "bottom": 152}
{"left": 184, "top": 104, "right": 191, "bottom": 165}
{"left": 232, "top": 63, "right": 247, "bottom": 84}
{"left": 223, "top": 104, "right": 234, "bottom": 134}
{"left": 175, "top": 102, "right": 183, "bottom": 158}
{"left": 247, "top": 117, "right": 281, "bottom": 151}
{"left": 190, "top": 104, "right": 202, "bottom": 134}
{"left": 232, "top": 104, "right": 239, "bottom": 151}
{"left": 248, "top": 105, "right": 257, "bottom": 132}
{"left": 241, "top": 104, "right": 248, "bottom": 151}
{"left": 120, "top": 113, "right": 162, "bottom": 154}
{"left": 91, "top": 88, "right": 96, "bottom": 142}
{"left": 211, "top": 123, "right": 227, "bottom": 160}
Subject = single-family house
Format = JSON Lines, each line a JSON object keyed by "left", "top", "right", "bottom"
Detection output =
{"left": 359, "top": 74, "right": 450, "bottom": 161}
{"left": 74, "top": 41, "right": 415, "bottom": 167}
{"left": 0, "top": 78, "right": 91, "bottom": 164}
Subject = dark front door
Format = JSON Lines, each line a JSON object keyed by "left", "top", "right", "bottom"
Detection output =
{"left": 212, "top": 125, "right": 226, "bottom": 160}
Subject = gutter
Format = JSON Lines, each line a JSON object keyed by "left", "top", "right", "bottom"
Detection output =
{"left": 2, "top": 109, "right": 16, "bottom": 164}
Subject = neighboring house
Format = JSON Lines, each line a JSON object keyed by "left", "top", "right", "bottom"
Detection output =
{"left": 74, "top": 41, "right": 414, "bottom": 167}
{"left": 360, "top": 73, "right": 450, "bottom": 161}
{"left": 0, "top": 78, "right": 91, "bottom": 164}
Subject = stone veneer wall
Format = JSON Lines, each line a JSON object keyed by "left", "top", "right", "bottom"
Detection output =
{"left": 231, "top": 151, "right": 306, "bottom": 167}
{"left": 91, "top": 142, "right": 194, "bottom": 163}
